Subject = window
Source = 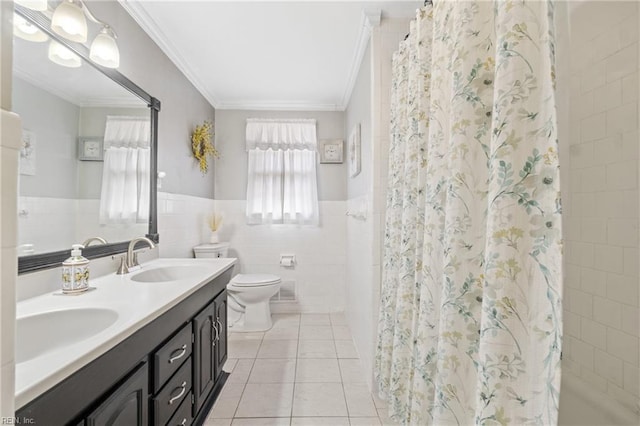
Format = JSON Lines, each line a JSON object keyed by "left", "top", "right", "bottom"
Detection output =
{"left": 99, "top": 116, "right": 150, "bottom": 224}
{"left": 245, "top": 119, "right": 319, "bottom": 225}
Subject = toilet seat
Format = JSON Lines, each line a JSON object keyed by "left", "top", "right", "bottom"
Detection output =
{"left": 230, "top": 274, "right": 281, "bottom": 288}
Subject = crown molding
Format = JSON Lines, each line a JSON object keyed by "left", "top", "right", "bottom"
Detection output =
{"left": 118, "top": 0, "right": 220, "bottom": 108}
{"left": 216, "top": 101, "right": 343, "bottom": 112}
{"left": 340, "top": 9, "right": 380, "bottom": 109}
{"left": 14, "top": 69, "right": 83, "bottom": 106}
{"left": 79, "top": 97, "right": 148, "bottom": 108}
{"left": 15, "top": 69, "right": 145, "bottom": 108}
{"left": 120, "top": 1, "right": 381, "bottom": 112}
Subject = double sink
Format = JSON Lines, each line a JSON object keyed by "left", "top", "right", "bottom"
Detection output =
{"left": 15, "top": 258, "right": 235, "bottom": 409}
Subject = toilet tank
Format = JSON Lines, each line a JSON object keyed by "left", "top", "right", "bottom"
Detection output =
{"left": 193, "top": 242, "right": 230, "bottom": 258}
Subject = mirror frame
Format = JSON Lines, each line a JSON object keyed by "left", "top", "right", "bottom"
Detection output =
{"left": 15, "top": 5, "right": 161, "bottom": 274}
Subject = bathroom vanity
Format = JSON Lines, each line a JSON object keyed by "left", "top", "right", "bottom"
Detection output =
{"left": 15, "top": 258, "right": 235, "bottom": 426}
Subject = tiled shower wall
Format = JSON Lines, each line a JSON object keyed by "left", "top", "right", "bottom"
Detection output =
{"left": 563, "top": 1, "right": 640, "bottom": 411}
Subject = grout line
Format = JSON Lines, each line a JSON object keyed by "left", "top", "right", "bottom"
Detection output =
{"left": 222, "top": 316, "right": 386, "bottom": 425}
{"left": 290, "top": 317, "right": 302, "bottom": 419}
{"left": 232, "top": 336, "right": 261, "bottom": 419}
{"left": 336, "top": 342, "right": 351, "bottom": 419}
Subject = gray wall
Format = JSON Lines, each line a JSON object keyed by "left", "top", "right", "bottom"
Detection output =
{"left": 14, "top": 78, "right": 79, "bottom": 199}
{"left": 89, "top": 0, "right": 216, "bottom": 198}
{"left": 77, "top": 106, "right": 148, "bottom": 199}
{"left": 13, "top": 78, "right": 151, "bottom": 200}
{"left": 214, "top": 109, "right": 346, "bottom": 201}
{"left": 345, "top": 43, "right": 372, "bottom": 199}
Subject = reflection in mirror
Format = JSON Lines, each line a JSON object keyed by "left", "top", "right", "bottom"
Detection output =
{"left": 13, "top": 35, "right": 150, "bottom": 256}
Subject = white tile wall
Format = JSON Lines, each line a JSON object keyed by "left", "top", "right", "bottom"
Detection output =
{"left": 17, "top": 191, "right": 345, "bottom": 314}
{"left": 212, "top": 200, "right": 346, "bottom": 314}
{"left": 17, "top": 197, "right": 75, "bottom": 254}
{"left": 563, "top": 0, "right": 640, "bottom": 413}
{"left": 346, "top": 194, "right": 374, "bottom": 387}
{"left": 75, "top": 200, "right": 148, "bottom": 244}
{"left": 1, "top": 110, "right": 22, "bottom": 418}
{"left": 17, "top": 197, "right": 147, "bottom": 254}
{"left": 157, "top": 191, "right": 216, "bottom": 258}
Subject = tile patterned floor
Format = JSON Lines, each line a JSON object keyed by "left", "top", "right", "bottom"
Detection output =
{"left": 203, "top": 313, "right": 397, "bottom": 426}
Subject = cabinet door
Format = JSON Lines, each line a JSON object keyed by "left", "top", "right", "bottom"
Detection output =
{"left": 192, "top": 300, "right": 215, "bottom": 416}
{"left": 86, "top": 362, "right": 148, "bottom": 426}
{"left": 214, "top": 290, "right": 228, "bottom": 380}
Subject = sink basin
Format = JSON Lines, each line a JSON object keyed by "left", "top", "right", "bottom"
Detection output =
{"left": 16, "top": 308, "right": 119, "bottom": 363}
{"left": 130, "top": 265, "right": 208, "bottom": 283}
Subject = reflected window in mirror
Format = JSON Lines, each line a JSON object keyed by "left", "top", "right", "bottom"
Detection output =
{"left": 99, "top": 116, "right": 150, "bottom": 225}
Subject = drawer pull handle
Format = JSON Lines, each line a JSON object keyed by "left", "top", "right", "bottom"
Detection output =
{"left": 168, "top": 345, "right": 187, "bottom": 364}
{"left": 216, "top": 318, "right": 223, "bottom": 341}
{"left": 168, "top": 381, "right": 187, "bottom": 405}
{"left": 212, "top": 322, "right": 219, "bottom": 345}
{"left": 180, "top": 418, "right": 187, "bottom": 426}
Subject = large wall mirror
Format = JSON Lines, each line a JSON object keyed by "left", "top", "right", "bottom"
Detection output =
{"left": 14, "top": 5, "right": 160, "bottom": 274}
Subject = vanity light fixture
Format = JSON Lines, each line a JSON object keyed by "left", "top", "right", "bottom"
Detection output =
{"left": 51, "top": 0, "right": 87, "bottom": 43}
{"left": 89, "top": 25, "right": 120, "bottom": 68}
{"left": 19, "top": 0, "right": 121, "bottom": 69}
{"left": 14, "top": 0, "right": 47, "bottom": 11}
{"left": 48, "top": 40, "right": 82, "bottom": 68}
{"left": 13, "top": 13, "right": 48, "bottom": 42}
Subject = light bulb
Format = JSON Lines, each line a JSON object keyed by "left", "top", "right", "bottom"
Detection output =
{"left": 48, "top": 40, "right": 81, "bottom": 68}
{"left": 51, "top": 0, "right": 87, "bottom": 43}
{"left": 13, "top": 13, "right": 48, "bottom": 42}
{"left": 14, "top": 0, "right": 47, "bottom": 11}
{"left": 90, "top": 27, "right": 120, "bottom": 68}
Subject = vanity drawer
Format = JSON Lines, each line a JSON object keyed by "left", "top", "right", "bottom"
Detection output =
{"left": 153, "top": 357, "right": 192, "bottom": 425}
{"left": 165, "top": 391, "right": 193, "bottom": 426}
{"left": 154, "top": 324, "right": 192, "bottom": 393}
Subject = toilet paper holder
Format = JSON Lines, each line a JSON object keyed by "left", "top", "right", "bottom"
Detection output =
{"left": 280, "top": 254, "right": 296, "bottom": 268}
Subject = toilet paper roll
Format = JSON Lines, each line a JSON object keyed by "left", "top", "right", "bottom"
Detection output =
{"left": 280, "top": 256, "right": 294, "bottom": 267}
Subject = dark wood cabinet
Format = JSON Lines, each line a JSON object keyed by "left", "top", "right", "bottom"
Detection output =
{"left": 192, "top": 300, "right": 216, "bottom": 416}
{"left": 213, "top": 290, "right": 228, "bottom": 380}
{"left": 152, "top": 358, "right": 192, "bottom": 425}
{"left": 86, "top": 362, "right": 148, "bottom": 426}
{"left": 153, "top": 324, "right": 192, "bottom": 394}
{"left": 192, "top": 290, "right": 229, "bottom": 418}
{"left": 17, "top": 268, "right": 233, "bottom": 426}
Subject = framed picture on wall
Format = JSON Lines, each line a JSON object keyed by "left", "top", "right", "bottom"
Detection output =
{"left": 319, "top": 139, "right": 344, "bottom": 163}
{"left": 349, "top": 124, "right": 361, "bottom": 178}
{"left": 78, "top": 137, "right": 104, "bottom": 161}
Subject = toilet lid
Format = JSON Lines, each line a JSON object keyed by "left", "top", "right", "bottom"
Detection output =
{"left": 230, "top": 274, "right": 281, "bottom": 287}
{"left": 193, "top": 242, "right": 230, "bottom": 252}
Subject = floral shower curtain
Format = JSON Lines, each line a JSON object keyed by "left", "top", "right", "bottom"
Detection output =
{"left": 375, "top": 1, "right": 563, "bottom": 425}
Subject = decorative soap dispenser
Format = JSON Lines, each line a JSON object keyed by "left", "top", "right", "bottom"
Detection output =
{"left": 62, "top": 244, "right": 90, "bottom": 293}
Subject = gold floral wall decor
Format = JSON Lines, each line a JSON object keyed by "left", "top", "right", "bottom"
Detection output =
{"left": 191, "top": 120, "right": 219, "bottom": 173}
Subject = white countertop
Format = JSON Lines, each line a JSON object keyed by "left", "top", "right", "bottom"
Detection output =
{"left": 15, "top": 257, "right": 236, "bottom": 409}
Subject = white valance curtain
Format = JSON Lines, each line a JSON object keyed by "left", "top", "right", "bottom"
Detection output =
{"left": 375, "top": 1, "right": 563, "bottom": 425}
{"left": 245, "top": 119, "right": 319, "bottom": 225}
{"left": 246, "top": 118, "right": 317, "bottom": 151}
{"left": 99, "top": 116, "right": 150, "bottom": 225}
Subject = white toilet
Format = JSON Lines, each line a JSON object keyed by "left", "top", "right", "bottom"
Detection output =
{"left": 193, "top": 243, "right": 281, "bottom": 332}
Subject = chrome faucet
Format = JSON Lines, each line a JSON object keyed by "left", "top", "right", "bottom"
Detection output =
{"left": 82, "top": 236, "right": 108, "bottom": 247}
{"left": 117, "top": 237, "right": 156, "bottom": 275}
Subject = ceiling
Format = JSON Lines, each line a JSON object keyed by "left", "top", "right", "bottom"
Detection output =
{"left": 120, "top": 1, "right": 421, "bottom": 111}
{"left": 13, "top": 37, "right": 145, "bottom": 108}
